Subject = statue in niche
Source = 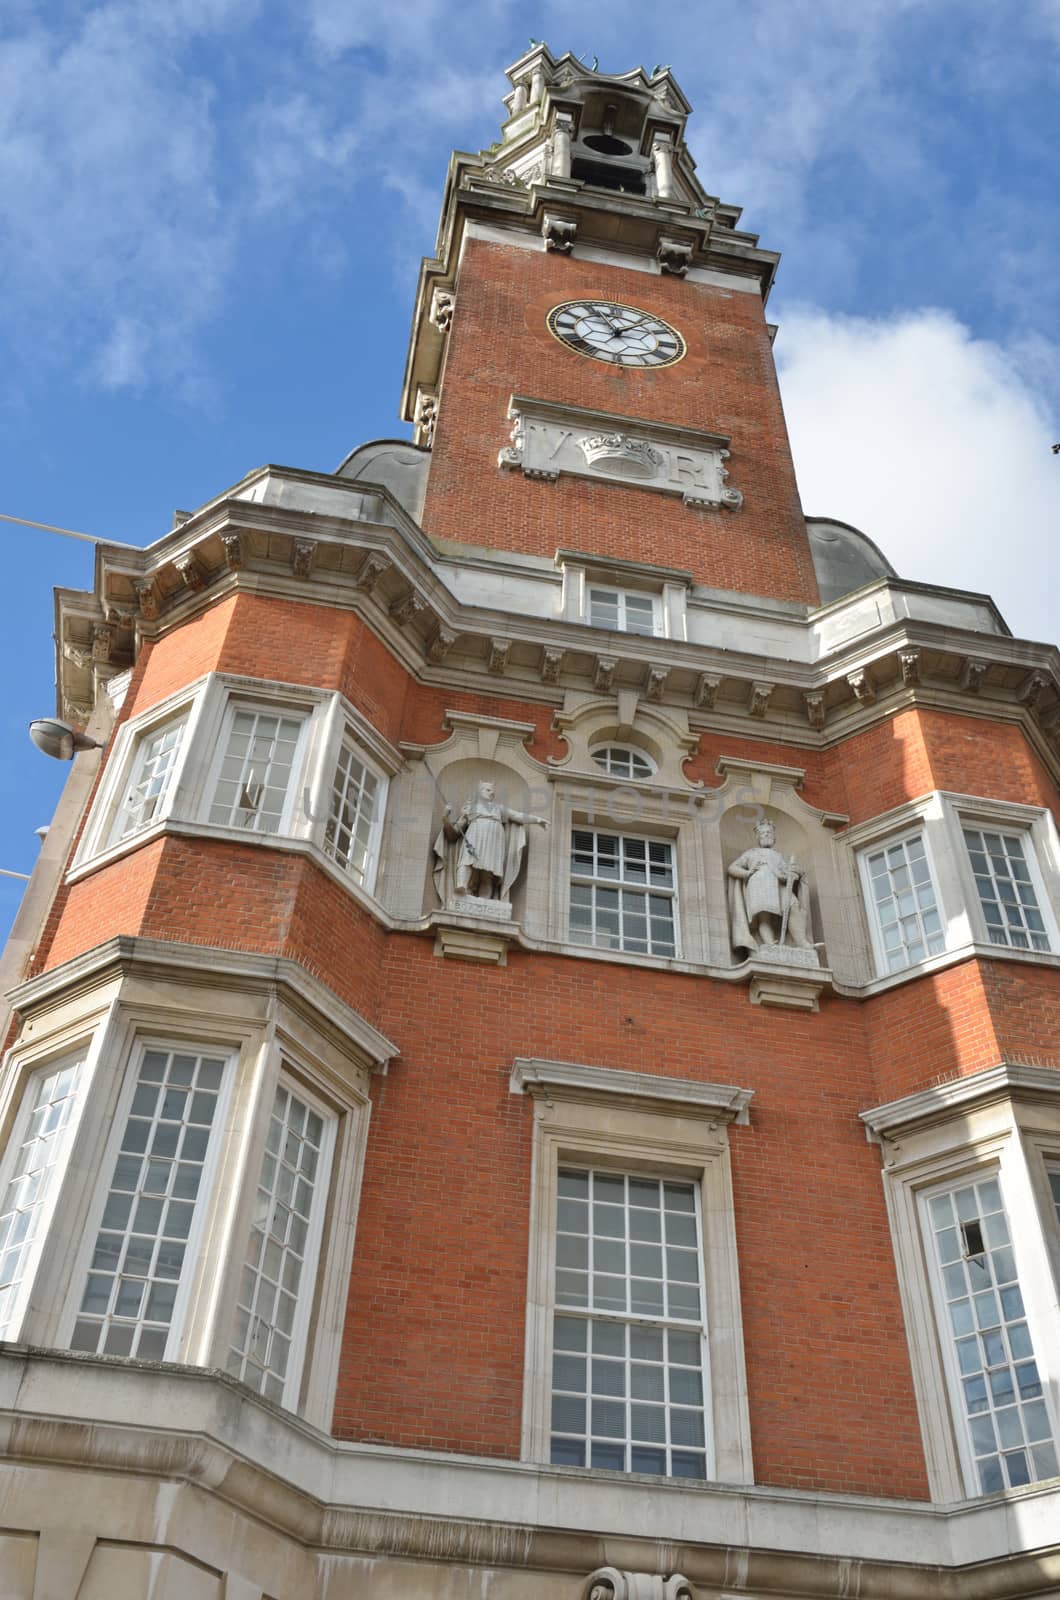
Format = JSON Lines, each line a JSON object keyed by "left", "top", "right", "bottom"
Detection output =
{"left": 727, "top": 817, "right": 815, "bottom": 960}
{"left": 432, "top": 777, "right": 547, "bottom": 907}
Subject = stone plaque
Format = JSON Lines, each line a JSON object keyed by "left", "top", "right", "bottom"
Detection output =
{"left": 498, "top": 397, "right": 742, "bottom": 511}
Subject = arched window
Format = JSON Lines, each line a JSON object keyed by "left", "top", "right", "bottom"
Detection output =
{"left": 590, "top": 745, "right": 656, "bottom": 780}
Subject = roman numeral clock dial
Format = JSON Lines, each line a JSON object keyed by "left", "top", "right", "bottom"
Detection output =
{"left": 546, "top": 301, "right": 686, "bottom": 368}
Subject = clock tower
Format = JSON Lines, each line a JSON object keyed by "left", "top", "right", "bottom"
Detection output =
{"left": 2, "top": 42, "right": 1060, "bottom": 1600}
{"left": 399, "top": 44, "right": 817, "bottom": 604}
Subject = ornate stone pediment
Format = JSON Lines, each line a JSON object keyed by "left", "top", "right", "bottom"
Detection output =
{"left": 498, "top": 396, "right": 743, "bottom": 510}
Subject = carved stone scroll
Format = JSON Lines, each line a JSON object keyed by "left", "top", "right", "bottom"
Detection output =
{"left": 584, "top": 1569, "right": 694, "bottom": 1600}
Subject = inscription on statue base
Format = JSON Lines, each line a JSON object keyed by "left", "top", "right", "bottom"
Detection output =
{"left": 446, "top": 894, "right": 513, "bottom": 922}
{"left": 750, "top": 944, "right": 821, "bottom": 969}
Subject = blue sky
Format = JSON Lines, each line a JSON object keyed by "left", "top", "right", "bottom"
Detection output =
{"left": 2, "top": 0, "right": 1059, "bottom": 940}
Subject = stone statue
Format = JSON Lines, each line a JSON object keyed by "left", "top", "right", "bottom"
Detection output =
{"left": 727, "top": 817, "right": 813, "bottom": 959}
{"left": 432, "top": 778, "right": 547, "bottom": 905}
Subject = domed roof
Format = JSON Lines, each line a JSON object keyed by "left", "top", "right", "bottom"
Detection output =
{"left": 806, "top": 516, "right": 896, "bottom": 606}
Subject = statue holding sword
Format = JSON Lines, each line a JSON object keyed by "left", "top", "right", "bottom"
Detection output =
{"left": 727, "top": 816, "right": 814, "bottom": 960}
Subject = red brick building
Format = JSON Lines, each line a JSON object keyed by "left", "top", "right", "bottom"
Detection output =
{"left": 1, "top": 45, "right": 1059, "bottom": 1600}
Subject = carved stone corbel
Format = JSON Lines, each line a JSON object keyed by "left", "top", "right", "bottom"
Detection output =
{"left": 656, "top": 233, "right": 693, "bottom": 277}
{"left": 62, "top": 642, "right": 93, "bottom": 671}
{"left": 542, "top": 211, "right": 577, "bottom": 254}
{"left": 644, "top": 663, "right": 670, "bottom": 702}
{"left": 136, "top": 581, "right": 160, "bottom": 621}
{"left": 1021, "top": 671, "right": 1048, "bottom": 710}
{"left": 414, "top": 389, "right": 437, "bottom": 449}
{"left": 898, "top": 648, "right": 920, "bottom": 686}
{"left": 540, "top": 647, "right": 564, "bottom": 684}
{"left": 847, "top": 669, "right": 876, "bottom": 705}
{"left": 91, "top": 624, "right": 115, "bottom": 664}
{"left": 429, "top": 287, "right": 455, "bottom": 333}
{"left": 390, "top": 590, "right": 428, "bottom": 627}
{"left": 748, "top": 680, "right": 774, "bottom": 719}
{"left": 804, "top": 690, "right": 826, "bottom": 730}
{"left": 173, "top": 552, "right": 207, "bottom": 593}
{"left": 594, "top": 655, "right": 617, "bottom": 693}
{"left": 221, "top": 532, "right": 243, "bottom": 571}
{"left": 487, "top": 637, "right": 512, "bottom": 675}
{"left": 961, "top": 657, "right": 988, "bottom": 694}
{"left": 694, "top": 673, "right": 721, "bottom": 710}
{"left": 354, "top": 553, "right": 392, "bottom": 595}
{"left": 427, "top": 626, "right": 457, "bottom": 664}
{"left": 291, "top": 539, "right": 317, "bottom": 580}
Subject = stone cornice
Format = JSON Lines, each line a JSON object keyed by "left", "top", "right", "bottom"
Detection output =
{"left": 53, "top": 467, "right": 1060, "bottom": 785}
{"left": 0, "top": 1347, "right": 1057, "bottom": 1597}
{"left": 510, "top": 1057, "right": 754, "bottom": 1122}
{"left": 6, "top": 935, "right": 398, "bottom": 1073}
{"left": 861, "top": 1061, "right": 1060, "bottom": 1140}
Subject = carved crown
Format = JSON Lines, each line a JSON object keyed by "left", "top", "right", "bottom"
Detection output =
{"left": 579, "top": 432, "right": 664, "bottom": 480}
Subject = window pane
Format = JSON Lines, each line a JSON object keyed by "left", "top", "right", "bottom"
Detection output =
{"left": 569, "top": 831, "right": 677, "bottom": 956}
{"left": 550, "top": 1170, "right": 708, "bottom": 1481}
{"left": 113, "top": 716, "right": 189, "bottom": 841}
{"left": 590, "top": 746, "right": 655, "bottom": 780}
{"left": 0, "top": 1054, "right": 85, "bottom": 1340}
{"left": 208, "top": 708, "right": 305, "bottom": 833}
{"left": 963, "top": 828, "right": 1049, "bottom": 952}
{"left": 924, "top": 1175, "right": 1060, "bottom": 1491}
{"left": 323, "top": 739, "right": 381, "bottom": 884}
{"left": 861, "top": 834, "right": 943, "bottom": 972}
{"left": 71, "top": 1048, "right": 226, "bottom": 1359}
{"left": 226, "top": 1081, "right": 333, "bottom": 1406}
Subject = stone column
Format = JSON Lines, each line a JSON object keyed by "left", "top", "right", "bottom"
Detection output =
{"left": 551, "top": 113, "right": 574, "bottom": 179}
{"left": 529, "top": 65, "right": 545, "bottom": 105}
{"left": 652, "top": 134, "right": 675, "bottom": 199}
{"left": 510, "top": 81, "right": 528, "bottom": 115}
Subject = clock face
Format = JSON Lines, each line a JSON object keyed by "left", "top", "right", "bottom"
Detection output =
{"left": 547, "top": 300, "right": 686, "bottom": 368}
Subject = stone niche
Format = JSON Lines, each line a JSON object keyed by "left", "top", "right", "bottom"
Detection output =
{"left": 711, "top": 757, "right": 849, "bottom": 1010}
{"left": 392, "top": 712, "right": 553, "bottom": 963}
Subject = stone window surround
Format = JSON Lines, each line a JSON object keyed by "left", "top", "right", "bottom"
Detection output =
{"left": 0, "top": 942, "right": 385, "bottom": 1430}
{"left": 861, "top": 1063, "right": 1060, "bottom": 1503}
{"left": 511, "top": 1056, "right": 755, "bottom": 1487}
{"left": 557, "top": 549, "right": 690, "bottom": 642}
{"left": 842, "top": 792, "right": 1060, "bottom": 991}
{"left": 71, "top": 672, "right": 399, "bottom": 903}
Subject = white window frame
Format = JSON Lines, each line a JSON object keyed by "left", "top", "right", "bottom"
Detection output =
{"left": 862, "top": 1063, "right": 1060, "bottom": 1501}
{"left": 513, "top": 1058, "right": 754, "bottom": 1486}
{"left": 0, "top": 947, "right": 386, "bottom": 1428}
{"left": 957, "top": 811, "right": 1059, "bottom": 956}
{"left": 200, "top": 699, "right": 313, "bottom": 838}
{"left": 302, "top": 696, "right": 389, "bottom": 895}
{"left": 844, "top": 792, "right": 1060, "bottom": 989}
{"left": 589, "top": 743, "right": 658, "bottom": 781}
{"left": 225, "top": 1069, "right": 338, "bottom": 1409}
{"left": 857, "top": 826, "right": 947, "bottom": 977}
{"left": 0, "top": 1046, "right": 92, "bottom": 1342}
{"left": 71, "top": 673, "right": 398, "bottom": 904}
{"left": 75, "top": 683, "right": 212, "bottom": 864}
{"left": 568, "top": 827, "right": 680, "bottom": 958}
{"left": 557, "top": 556, "right": 688, "bottom": 641}
{"left": 58, "top": 1036, "right": 239, "bottom": 1363}
{"left": 587, "top": 585, "right": 664, "bottom": 639}
{"left": 919, "top": 1167, "right": 1059, "bottom": 1494}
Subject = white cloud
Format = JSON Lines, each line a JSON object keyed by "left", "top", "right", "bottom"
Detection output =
{"left": 777, "top": 308, "right": 1060, "bottom": 642}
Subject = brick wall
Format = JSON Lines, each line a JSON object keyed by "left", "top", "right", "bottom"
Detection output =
{"left": 25, "top": 589, "right": 1060, "bottom": 1501}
